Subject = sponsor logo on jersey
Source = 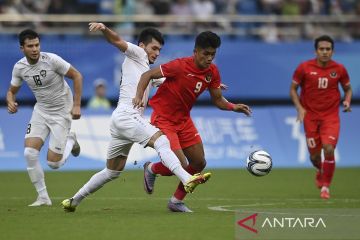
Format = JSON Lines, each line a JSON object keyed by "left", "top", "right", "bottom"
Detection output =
{"left": 330, "top": 71, "right": 337, "bottom": 78}
{"left": 310, "top": 72, "right": 318, "bottom": 75}
{"left": 205, "top": 73, "right": 212, "bottom": 83}
{"left": 187, "top": 73, "right": 196, "bottom": 77}
{"left": 328, "top": 136, "right": 336, "bottom": 140}
{"left": 40, "top": 70, "right": 46, "bottom": 78}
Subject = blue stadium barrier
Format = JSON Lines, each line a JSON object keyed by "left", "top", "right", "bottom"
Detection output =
{"left": 1, "top": 37, "right": 360, "bottom": 101}
{"left": 0, "top": 106, "right": 358, "bottom": 171}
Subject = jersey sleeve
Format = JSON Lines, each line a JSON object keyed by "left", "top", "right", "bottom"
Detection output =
{"left": 339, "top": 64, "right": 350, "bottom": 87}
{"left": 10, "top": 64, "right": 23, "bottom": 87}
{"left": 292, "top": 63, "right": 304, "bottom": 84}
{"left": 125, "top": 42, "right": 147, "bottom": 62}
{"left": 209, "top": 65, "right": 221, "bottom": 89}
{"left": 160, "top": 59, "right": 181, "bottom": 78}
{"left": 49, "top": 53, "right": 71, "bottom": 75}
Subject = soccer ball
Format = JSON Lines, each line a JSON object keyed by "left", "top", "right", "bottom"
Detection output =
{"left": 246, "top": 150, "right": 272, "bottom": 177}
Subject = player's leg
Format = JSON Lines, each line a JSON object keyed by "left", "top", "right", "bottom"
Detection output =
{"left": 304, "top": 117, "right": 323, "bottom": 189}
{"left": 46, "top": 117, "right": 79, "bottom": 169}
{"left": 147, "top": 131, "right": 195, "bottom": 185}
{"left": 24, "top": 111, "right": 52, "bottom": 206}
{"left": 61, "top": 139, "right": 131, "bottom": 212}
{"left": 168, "top": 118, "right": 210, "bottom": 212}
{"left": 319, "top": 117, "right": 340, "bottom": 199}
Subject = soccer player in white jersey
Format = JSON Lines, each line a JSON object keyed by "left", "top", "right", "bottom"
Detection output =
{"left": 6, "top": 29, "right": 83, "bottom": 207}
{"left": 61, "top": 22, "right": 211, "bottom": 212}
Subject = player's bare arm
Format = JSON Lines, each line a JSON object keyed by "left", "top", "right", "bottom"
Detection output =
{"left": 133, "top": 67, "right": 163, "bottom": 108}
{"left": 290, "top": 81, "right": 306, "bottom": 122}
{"left": 342, "top": 84, "right": 352, "bottom": 112}
{"left": 6, "top": 85, "right": 20, "bottom": 114}
{"left": 65, "top": 66, "right": 83, "bottom": 119}
{"left": 209, "top": 87, "right": 252, "bottom": 116}
{"left": 88, "top": 22, "right": 128, "bottom": 52}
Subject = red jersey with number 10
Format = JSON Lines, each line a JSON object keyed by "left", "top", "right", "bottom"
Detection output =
{"left": 149, "top": 56, "right": 221, "bottom": 123}
{"left": 292, "top": 59, "right": 350, "bottom": 119}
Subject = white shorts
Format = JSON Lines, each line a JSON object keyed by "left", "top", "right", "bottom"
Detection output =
{"left": 107, "top": 109, "right": 159, "bottom": 159}
{"left": 25, "top": 108, "right": 72, "bottom": 154}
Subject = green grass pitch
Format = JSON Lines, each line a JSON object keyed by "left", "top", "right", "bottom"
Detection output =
{"left": 1, "top": 168, "right": 359, "bottom": 240}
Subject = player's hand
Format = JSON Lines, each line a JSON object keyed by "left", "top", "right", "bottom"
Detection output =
{"left": 296, "top": 107, "right": 306, "bottom": 122}
{"left": 233, "top": 104, "right": 252, "bottom": 116}
{"left": 89, "top": 22, "right": 106, "bottom": 32}
{"left": 220, "top": 83, "right": 228, "bottom": 91}
{"left": 342, "top": 100, "right": 352, "bottom": 112}
{"left": 71, "top": 105, "right": 81, "bottom": 120}
{"left": 7, "top": 101, "right": 18, "bottom": 114}
{"left": 132, "top": 97, "right": 144, "bottom": 109}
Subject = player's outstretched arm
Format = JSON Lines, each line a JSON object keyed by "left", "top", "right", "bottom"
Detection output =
{"left": 290, "top": 82, "right": 306, "bottom": 122}
{"left": 342, "top": 84, "right": 352, "bottom": 112}
{"left": 6, "top": 85, "right": 20, "bottom": 114}
{"left": 88, "top": 22, "right": 128, "bottom": 52}
{"left": 209, "top": 87, "right": 252, "bottom": 116}
{"left": 133, "top": 67, "right": 163, "bottom": 108}
{"left": 66, "top": 66, "right": 83, "bottom": 119}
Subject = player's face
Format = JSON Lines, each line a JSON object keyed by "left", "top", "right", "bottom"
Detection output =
{"left": 315, "top": 41, "right": 333, "bottom": 65}
{"left": 21, "top": 38, "right": 40, "bottom": 64}
{"left": 194, "top": 47, "right": 216, "bottom": 69}
{"left": 142, "top": 39, "right": 162, "bottom": 64}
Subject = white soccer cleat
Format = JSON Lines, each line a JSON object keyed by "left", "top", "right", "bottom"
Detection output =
{"left": 28, "top": 196, "right": 52, "bottom": 207}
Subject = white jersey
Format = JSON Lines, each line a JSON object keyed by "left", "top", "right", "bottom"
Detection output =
{"left": 11, "top": 52, "right": 72, "bottom": 114}
{"left": 116, "top": 42, "right": 154, "bottom": 115}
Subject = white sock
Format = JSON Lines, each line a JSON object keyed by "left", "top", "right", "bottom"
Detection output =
{"left": 47, "top": 137, "right": 74, "bottom": 169}
{"left": 321, "top": 186, "right": 329, "bottom": 192}
{"left": 72, "top": 168, "right": 121, "bottom": 206}
{"left": 24, "top": 147, "right": 49, "bottom": 199}
{"left": 154, "top": 135, "right": 191, "bottom": 184}
{"left": 170, "top": 196, "right": 182, "bottom": 203}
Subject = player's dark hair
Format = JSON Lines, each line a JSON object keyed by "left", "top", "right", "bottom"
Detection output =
{"left": 138, "top": 28, "right": 164, "bottom": 46}
{"left": 195, "top": 31, "right": 221, "bottom": 49}
{"left": 19, "top": 29, "right": 40, "bottom": 46}
{"left": 314, "top": 35, "right": 334, "bottom": 50}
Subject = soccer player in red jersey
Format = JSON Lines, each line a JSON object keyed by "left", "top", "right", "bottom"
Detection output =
{"left": 290, "top": 35, "right": 352, "bottom": 199}
{"left": 133, "top": 31, "right": 252, "bottom": 212}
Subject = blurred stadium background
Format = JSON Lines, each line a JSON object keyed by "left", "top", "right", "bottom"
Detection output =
{"left": 1, "top": 0, "right": 360, "bottom": 170}
{"left": 1, "top": 2, "right": 360, "bottom": 240}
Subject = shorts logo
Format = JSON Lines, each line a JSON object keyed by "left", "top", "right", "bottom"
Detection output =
{"left": 55, "top": 147, "right": 62, "bottom": 151}
{"left": 330, "top": 71, "right": 337, "bottom": 78}
{"left": 328, "top": 136, "right": 336, "bottom": 140}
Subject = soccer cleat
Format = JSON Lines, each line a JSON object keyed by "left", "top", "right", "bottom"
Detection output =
{"left": 168, "top": 200, "right": 193, "bottom": 213}
{"left": 61, "top": 198, "right": 76, "bottom": 212}
{"left": 320, "top": 187, "right": 330, "bottom": 199}
{"left": 184, "top": 172, "right": 212, "bottom": 193}
{"left": 69, "top": 132, "right": 81, "bottom": 157}
{"left": 143, "top": 161, "right": 156, "bottom": 194}
{"left": 316, "top": 171, "right": 323, "bottom": 189}
{"left": 28, "top": 196, "right": 52, "bottom": 207}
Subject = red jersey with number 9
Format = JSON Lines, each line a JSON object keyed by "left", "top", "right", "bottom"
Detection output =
{"left": 149, "top": 56, "right": 221, "bottom": 123}
{"left": 292, "top": 59, "right": 350, "bottom": 119}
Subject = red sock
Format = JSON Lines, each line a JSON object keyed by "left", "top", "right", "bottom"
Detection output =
{"left": 322, "top": 155, "right": 335, "bottom": 187}
{"left": 174, "top": 165, "right": 198, "bottom": 200}
{"left": 151, "top": 162, "right": 173, "bottom": 176}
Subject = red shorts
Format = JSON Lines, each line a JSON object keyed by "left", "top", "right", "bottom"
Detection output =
{"left": 303, "top": 114, "right": 340, "bottom": 154}
{"left": 151, "top": 112, "right": 202, "bottom": 150}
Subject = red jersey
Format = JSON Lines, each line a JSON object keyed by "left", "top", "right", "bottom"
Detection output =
{"left": 292, "top": 59, "right": 350, "bottom": 119}
{"left": 149, "top": 56, "right": 221, "bottom": 123}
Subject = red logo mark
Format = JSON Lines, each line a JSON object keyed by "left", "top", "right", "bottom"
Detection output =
{"left": 237, "top": 213, "right": 258, "bottom": 233}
